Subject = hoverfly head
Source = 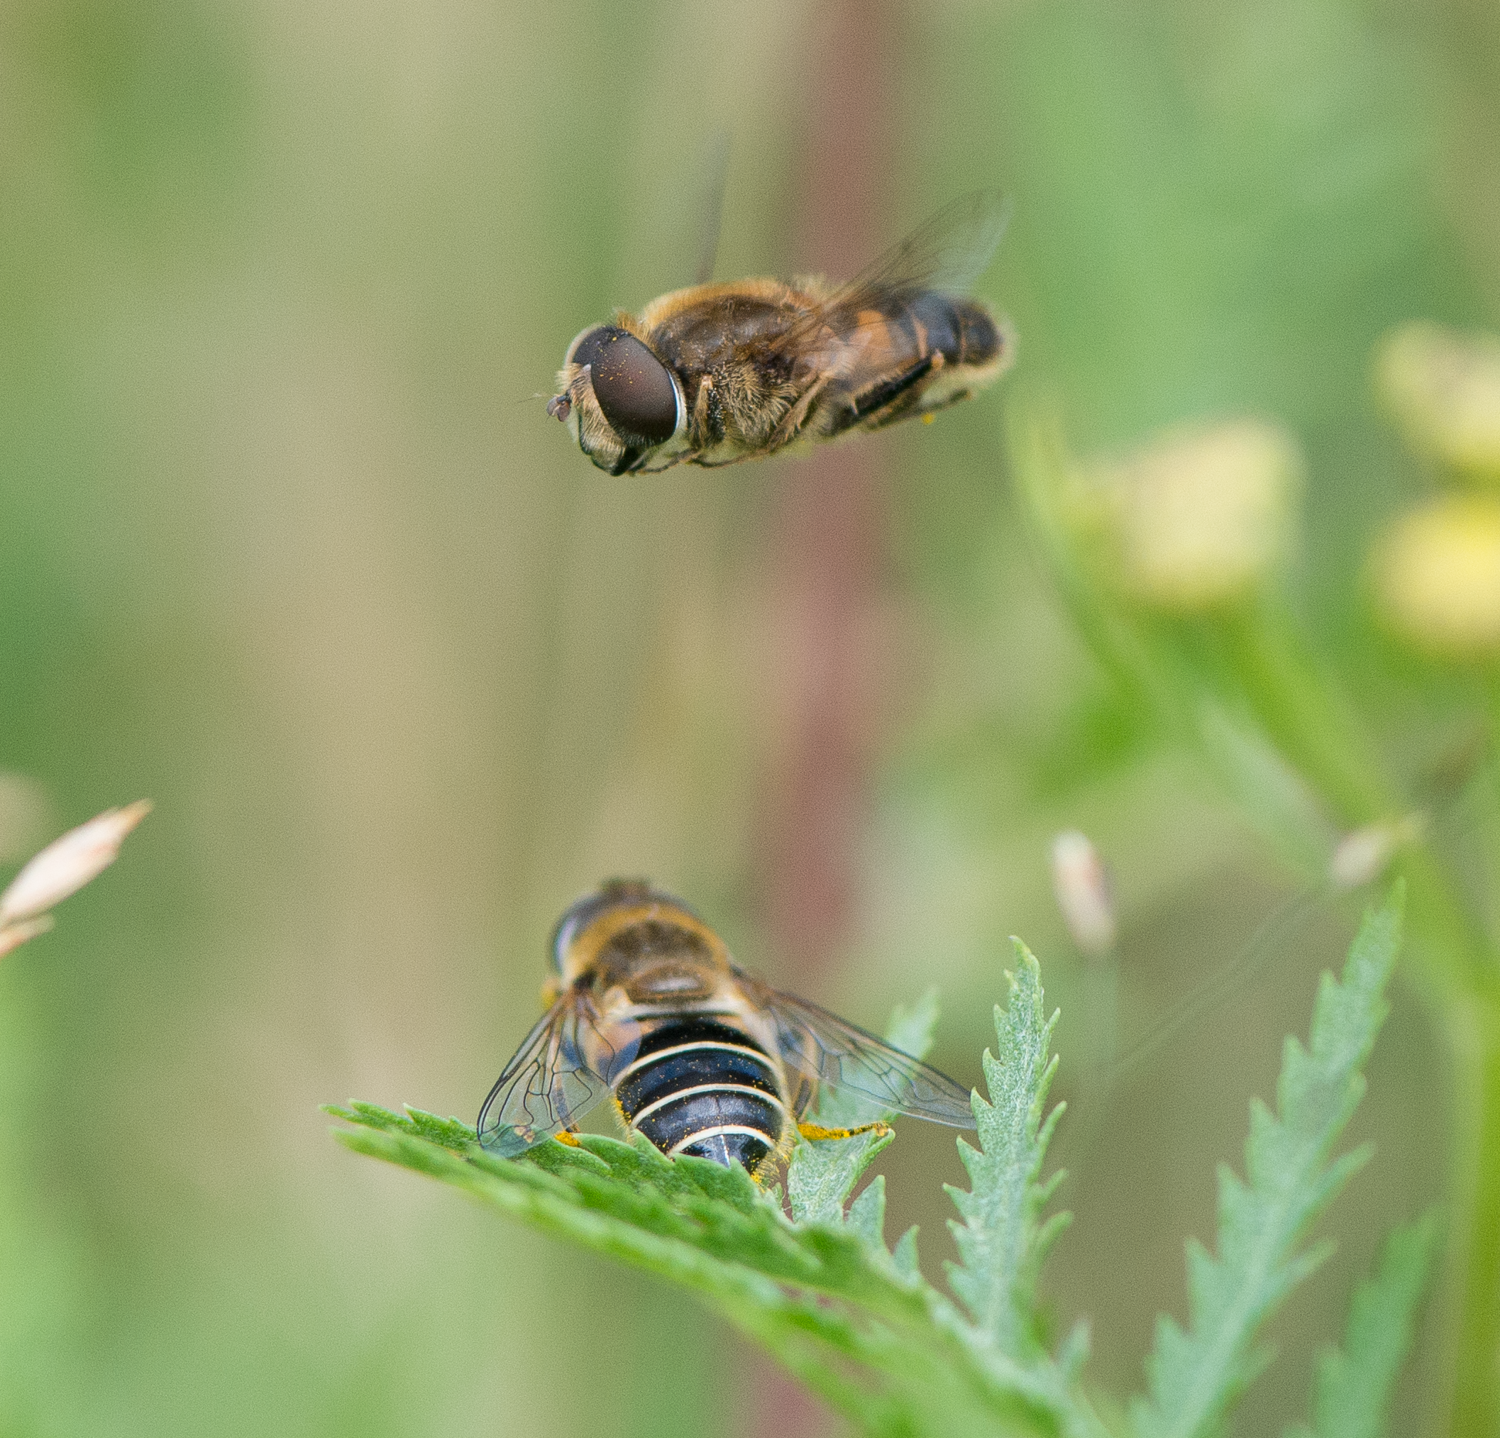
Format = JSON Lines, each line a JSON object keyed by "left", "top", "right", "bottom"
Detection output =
{"left": 549, "top": 878, "right": 699, "bottom": 975}
{"left": 553, "top": 325, "right": 683, "bottom": 475}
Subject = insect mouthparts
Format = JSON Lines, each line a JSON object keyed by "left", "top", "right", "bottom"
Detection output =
{"left": 546, "top": 394, "right": 571, "bottom": 422}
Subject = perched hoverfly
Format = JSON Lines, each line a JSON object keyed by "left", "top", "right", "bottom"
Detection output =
{"left": 546, "top": 191, "right": 1013, "bottom": 475}
{"left": 477, "top": 879, "right": 976, "bottom": 1175}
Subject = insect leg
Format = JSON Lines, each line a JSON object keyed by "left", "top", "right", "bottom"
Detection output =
{"left": 852, "top": 354, "right": 935, "bottom": 420}
{"left": 797, "top": 1120, "right": 892, "bottom": 1142}
{"left": 765, "top": 375, "right": 830, "bottom": 452}
{"left": 868, "top": 386, "right": 971, "bottom": 433}
{"left": 693, "top": 375, "right": 714, "bottom": 422}
{"left": 689, "top": 373, "right": 720, "bottom": 451}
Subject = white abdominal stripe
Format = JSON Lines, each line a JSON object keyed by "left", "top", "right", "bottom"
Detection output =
{"left": 611, "top": 1017, "right": 786, "bottom": 1171}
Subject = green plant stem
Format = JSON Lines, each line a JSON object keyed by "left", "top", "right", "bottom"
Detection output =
{"left": 1181, "top": 604, "right": 1500, "bottom": 1438}
{"left": 1217, "top": 609, "right": 1495, "bottom": 988}
{"left": 1216, "top": 611, "right": 1500, "bottom": 1438}
{"left": 1439, "top": 994, "right": 1500, "bottom": 1438}
{"left": 1217, "top": 608, "right": 1391, "bottom": 823}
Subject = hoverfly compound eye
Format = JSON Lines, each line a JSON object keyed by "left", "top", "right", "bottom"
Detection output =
{"left": 572, "top": 326, "right": 680, "bottom": 446}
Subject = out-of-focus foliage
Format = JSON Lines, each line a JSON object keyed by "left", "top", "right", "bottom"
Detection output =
{"left": 1287, "top": 1209, "right": 1442, "bottom": 1438}
{"left": 1131, "top": 896, "right": 1404, "bottom": 1438}
{"left": 0, "top": 0, "right": 1495, "bottom": 1434}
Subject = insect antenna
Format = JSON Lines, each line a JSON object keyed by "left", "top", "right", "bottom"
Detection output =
{"left": 1109, "top": 883, "right": 1326, "bottom": 1082}
{"left": 1109, "top": 792, "right": 1468, "bottom": 1083}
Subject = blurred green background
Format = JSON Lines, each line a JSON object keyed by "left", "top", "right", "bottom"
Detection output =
{"left": 0, "top": 0, "right": 1493, "bottom": 1434}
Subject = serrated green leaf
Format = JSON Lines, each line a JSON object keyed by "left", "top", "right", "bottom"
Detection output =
{"left": 1285, "top": 1209, "right": 1441, "bottom": 1438}
{"left": 893, "top": 1226, "right": 922, "bottom": 1283}
{"left": 786, "top": 1127, "right": 894, "bottom": 1228}
{"left": 787, "top": 990, "right": 940, "bottom": 1228}
{"left": 400, "top": 1106, "right": 480, "bottom": 1151}
{"left": 329, "top": 1095, "right": 1100, "bottom": 1438}
{"left": 944, "top": 939, "right": 1067, "bottom": 1360}
{"left": 1130, "top": 885, "right": 1405, "bottom": 1438}
{"left": 1058, "top": 1321, "right": 1092, "bottom": 1383}
{"left": 523, "top": 1136, "right": 614, "bottom": 1178}
{"left": 846, "top": 1176, "right": 886, "bottom": 1249}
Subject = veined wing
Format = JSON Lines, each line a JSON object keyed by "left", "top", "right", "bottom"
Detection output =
{"left": 773, "top": 189, "right": 1010, "bottom": 355}
{"left": 736, "top": 969, "right": 977, "bottom": 1128}
{"left": 476, "top": 991, "right": 639, "bottom": 1156}
{"left": 829, "top": 188, "right": 1010, "bottom": 304}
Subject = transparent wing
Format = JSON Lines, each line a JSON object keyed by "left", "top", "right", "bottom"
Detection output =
{"left": 476, "top": 991, "right": 638, "bottom": 1156}
{"left": 828, "top": 188, "right": 1011, "bottom": 305}
{"left": 691, "top": 129, "right": 732, "bottom": 286}
{"left": 737, "top": 970, "right": 977, "bottom": 1129}
{"left": 772, "top": 189, "right": 1010, "bottom": 358}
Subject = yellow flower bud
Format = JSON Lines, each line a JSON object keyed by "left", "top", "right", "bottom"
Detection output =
{"left": 1373, "top": 495, "right": 1500, "bottom": 658}
{"left": 1085, "top": 419, "right": 1303, "bottom": 611}
{"left": 1377, "top": 322, "right": 1500, "bottom": 481}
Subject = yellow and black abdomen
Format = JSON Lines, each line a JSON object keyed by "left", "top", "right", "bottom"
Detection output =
{"left": 611, "top": 1015, "right": 787, "bottom": 1173}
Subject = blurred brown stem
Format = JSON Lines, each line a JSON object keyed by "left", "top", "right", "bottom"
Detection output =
{"left": 753, "top": 0, "right": 898, "bottom": 984}
{"left": 747, "top": 1, "right": 900, "bottom": 1434}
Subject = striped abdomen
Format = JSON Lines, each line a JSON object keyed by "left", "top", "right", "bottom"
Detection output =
{"left": 612, "top": 1016, "right": 786, "bottom": 1173}
{"left": 904, "top": 291, "right": 1003, "bottom": 372}
{"left": 824, "top": 290, "right": 1008, "bottom": 439}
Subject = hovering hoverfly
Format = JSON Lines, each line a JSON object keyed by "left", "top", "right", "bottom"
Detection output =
{"left": 546, "top": 191, "right": 1014, "bottom": 475}
{"left": 477, "top": 879, "right": 976, "bottom": 1175}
